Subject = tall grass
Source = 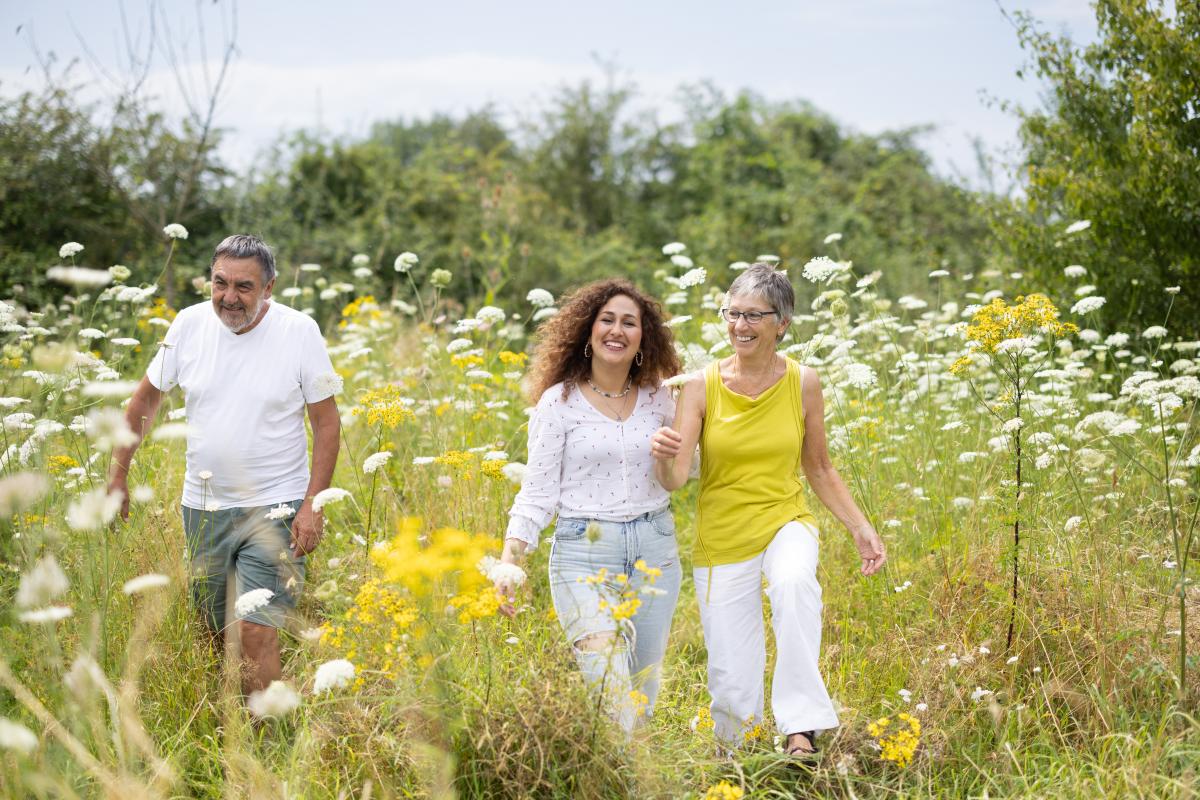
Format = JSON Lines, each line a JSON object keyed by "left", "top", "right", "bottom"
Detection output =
{"left": 0, "top": 241, "right": 1196, "bottom": 798}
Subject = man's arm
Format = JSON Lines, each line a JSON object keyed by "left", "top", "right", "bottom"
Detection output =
{"left": 107, "top": 376, "right": 165, "bottom": 520}
{"left": 290, "top": 396, "right": 340, "bottom": 557}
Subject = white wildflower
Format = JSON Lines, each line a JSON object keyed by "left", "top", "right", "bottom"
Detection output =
{"left": 313, "top": 373, "right": 343, "bottom": 397}
{"left": 823, "top": 233, "right": 843, "bottom": 244}
{"left": 47, "top": 265, "right": 112, "bottom": 288}
{"left": 843, "top": 363, "right": 877, "bottom": 389}
{"left": 393, "top": 252, "right": 419, "bottom": 273}
{"left": 802, "top": 256, "right": 840, "bottom": 284}
{"left": 363, "top": 451, "right": 392, "bottom": 474}
{"left": 1142, "top": 326, "right": 1168, "bottom": 339}
{"left": 756, "top": 254, "right": 780, "bottom": 263}
{"left": 670, "top": 254, "right": 694, "bottom": 269}
{"left": 484, "top": 560, "right": 527, "bottom": 589}
{"left": 929, "top": 269, "right": 950, "bottom": 278}
{"left": 66, "top": 488, "right": 123, "bottom": 531}
{"left": 59, "top": 242, "right": 84, "bottom": 259}
{"left": 476, "top": 306, "right": 506, "bottom": 325}
{"left": 82, "top": 380, "right": 139, "bottom": 399}
{"left": 162, "top": 223, "right": 189, "bottom": 239}
{"left": 122, "top": 573, "right": 170, "bottom": 595}
{"left": 16, "top": 555, "right": 69, "bottom": 608}
{"left": 19, "top": 606, "right": 73, "bottom": 624}
{"left": 0, "top": 719, "right": 38, "bottom": 755}
{"left": 1070, "top": 296, "right": 1106, "bottom": 315}
{"left": 526, "top": 288, "right": 555, "bottom": 308}
{"left": 729, "top": 261, "right": 750, "bottom": 271}
{"left": 412, "top": 456, "right": 435, "bottom": 465}
{"left": 85, "top": 407, "right": 137, "bottom": 451}
{"left": 312, "top": 659, "right": 356, "bottom": 694}
{"left": 447, "top": 338, "right": 474, "bottom": 353}
{"left": 970, "top": 687, "right": 994, "bottom": 702}
{"left": 234, "top": 588, "right": 275, "bottom": 618}
{"left": 150, "top": 422, "right": 189, "bottom": 441}
{"left": 247, "top": 681, "right": 302, "bottom": 719}
{"left": 1064, "top": 265, "right": 1087, "bottom": 278}
{"left": 661, "top": 242, "right": 687, "bottom": 256}
{"left": 311, "top": 487, "right": 351, "bottom": 513}
{"left": 501, "top": 462, "right": 526, "bottom": 485}
{"left": 265, "top": 504, "right": 295, "bottom": 521}
{"left": 1002, "top": 417, "right": 1024, "bottom": 433}
{"left": 0, "top": 473, "right": 48, "bottom": 518}
{"left": 678, "top": 267, "right": 707, "bottom": 288}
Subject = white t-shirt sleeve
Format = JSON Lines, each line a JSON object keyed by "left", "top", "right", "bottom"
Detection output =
{"left": 297, "top": 318, "right": 338, "bottom": 403}
{"left": 505, "top": 391, "right": 566, "bottom": 548}
{"left": 145, "top": 313, "right": 186, "bottom": 391}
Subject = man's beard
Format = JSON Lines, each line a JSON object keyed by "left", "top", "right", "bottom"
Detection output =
{"left": 215, "top": 296, "right": 265, "bottom": 332}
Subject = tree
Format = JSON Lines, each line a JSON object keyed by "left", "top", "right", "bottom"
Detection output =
{"left": 1000, "top": 0, "right": 1200, "bottom": 334}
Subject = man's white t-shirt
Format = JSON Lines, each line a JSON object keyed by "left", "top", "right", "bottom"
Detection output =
{"left": 146, "top": 300, "right": 337, "bottom": 510}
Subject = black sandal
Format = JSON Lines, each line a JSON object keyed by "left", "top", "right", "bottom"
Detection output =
{"left": 784, "top": 730, "right": 818, "bottom": 756}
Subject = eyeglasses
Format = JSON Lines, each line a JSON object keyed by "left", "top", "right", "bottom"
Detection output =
{"left": 720, "top": 307, "right": 780, "bottom": 324}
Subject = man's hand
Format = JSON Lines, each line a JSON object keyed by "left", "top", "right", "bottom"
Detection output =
{"left": 290, "top": 499, "right": 323, "bottom": 557}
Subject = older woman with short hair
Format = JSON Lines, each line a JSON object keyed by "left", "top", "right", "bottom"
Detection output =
{"left": 652, "top": 263, "right": 885, "bottom": 755}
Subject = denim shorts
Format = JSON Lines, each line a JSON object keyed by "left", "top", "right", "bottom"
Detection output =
{"left": 548, "top": 506, "right": 682, "bottom": 651}
{"left": 181, "top": 500, "right": 304, "bottom": 631}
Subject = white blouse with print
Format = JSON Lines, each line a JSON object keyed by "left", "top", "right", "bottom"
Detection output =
{"left": 505, "top": 381, "right": 675, "bottom": 547}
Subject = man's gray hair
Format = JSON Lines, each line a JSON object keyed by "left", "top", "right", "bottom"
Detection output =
{"left": 210, "top": 234, "right": 277, "bottom": 284}
{"left": 726, "top": 262, "right": 795, "bottom": 325}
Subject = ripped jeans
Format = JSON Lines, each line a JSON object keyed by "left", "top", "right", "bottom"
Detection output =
{"left": 548, "top": 506, "right": 682, "bottom": 732}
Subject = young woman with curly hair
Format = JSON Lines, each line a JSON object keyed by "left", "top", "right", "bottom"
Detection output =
{"left": 494, "top": 278, "right": 683, "bottom": 732}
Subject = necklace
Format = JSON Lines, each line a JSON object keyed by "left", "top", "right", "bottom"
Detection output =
{"left": 733, "top": 355, "right": 778, "bottom": 398}
{"left": 586, "top": 376, "right": 633, "bottom": 398}
{"left": 587, "top": 376, "right": 634, "bottom": 421}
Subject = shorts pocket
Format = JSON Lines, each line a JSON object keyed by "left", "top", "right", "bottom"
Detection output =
{"left": 553, "top": 518, "right": 589, "bottom": 541}
{"left": 650, "top": 510, "right": 676, "bottom": 537}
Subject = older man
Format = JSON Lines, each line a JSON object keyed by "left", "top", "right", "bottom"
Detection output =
{"left": 108, "top": 234, "right": 341, "bottom": 697}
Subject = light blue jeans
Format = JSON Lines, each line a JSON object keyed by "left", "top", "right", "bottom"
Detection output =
{"left": 548, "top": 506, "right": 682, "bottom": 732}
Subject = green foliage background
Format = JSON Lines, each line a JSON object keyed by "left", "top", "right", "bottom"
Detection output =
{"left": 1, "top": 0, "right": 1196, "bottom": 334}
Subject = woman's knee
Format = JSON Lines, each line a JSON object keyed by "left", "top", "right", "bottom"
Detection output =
{"left": 574, "top": 631, "right": 625, "bottom": 653}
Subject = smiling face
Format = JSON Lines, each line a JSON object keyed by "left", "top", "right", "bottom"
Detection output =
{"left": 211, "top": 256, "right": 274, "bottom": 332}
{"left": 725, "top": 291, "right": 787, "bottom": 358}
{"left": 588, "top": 294, "right": 643, "bottom": 370}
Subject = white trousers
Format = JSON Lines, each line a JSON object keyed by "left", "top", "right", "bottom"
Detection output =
{"left": 695, "top": 521, "right": 840, "bottom": 743}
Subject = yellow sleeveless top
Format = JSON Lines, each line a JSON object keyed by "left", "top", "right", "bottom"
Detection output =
{"left": 695, "top": 357, "right": 817, "bottom": 567}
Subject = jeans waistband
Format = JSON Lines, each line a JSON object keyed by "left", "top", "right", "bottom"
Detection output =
{"left": 559, "top": 504, "right": 670, "bottom": 527}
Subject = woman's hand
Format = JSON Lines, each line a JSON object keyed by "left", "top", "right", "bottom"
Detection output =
{"left": 853, "top": 525, "right": 886, "bottom": 576}
{"left": 495, "top": 538, "right": 528, "bottom": 617}
{"left": 651, "top": 426, "right": 683, "bottom": 461}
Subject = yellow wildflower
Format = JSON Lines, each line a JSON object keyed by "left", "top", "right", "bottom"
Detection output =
{"left": 868, "top": 712, "right": 921, "bottom": 768}
{"left": 354, "top": 384, "right": 415, "bottom": 428}
{"left": 704, "top": 782, "right": 744, "bottom": 800}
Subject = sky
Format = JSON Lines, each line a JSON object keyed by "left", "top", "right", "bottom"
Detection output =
{"left": 0, "top": 1, "right": 1100, "bottom": 189}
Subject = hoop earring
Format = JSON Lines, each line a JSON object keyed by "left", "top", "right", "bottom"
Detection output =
{"left": 584, "top": 342, "right": 592, "bottom": 359}
{"left": 635, "top": 350, "right": 644, "bottom": 367}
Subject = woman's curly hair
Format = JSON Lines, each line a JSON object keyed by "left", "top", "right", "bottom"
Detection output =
{"left": 525, "top": 279, "right": 682, "bottom": 403}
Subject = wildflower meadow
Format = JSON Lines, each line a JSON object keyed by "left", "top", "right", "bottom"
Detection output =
{"left": 0, "top": 227, "right": 1195, "bottom": 799}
